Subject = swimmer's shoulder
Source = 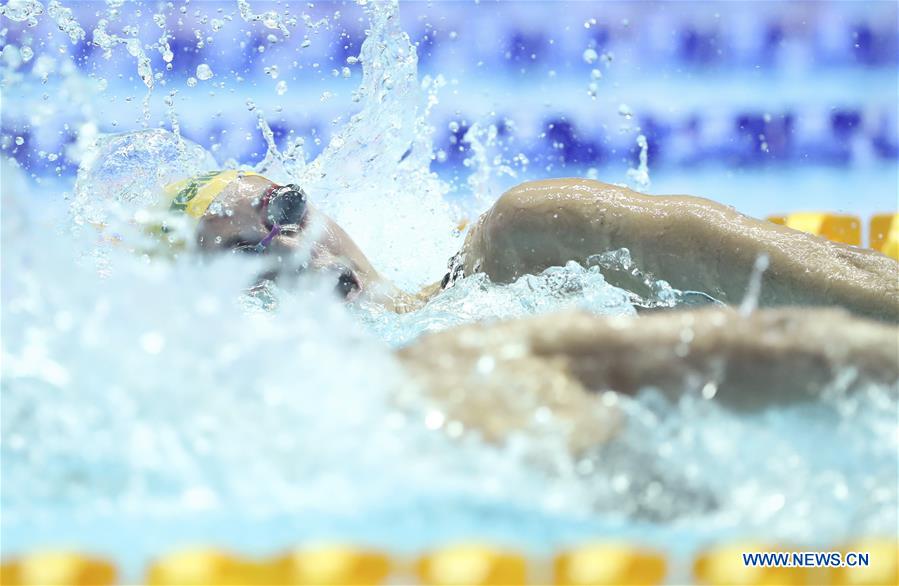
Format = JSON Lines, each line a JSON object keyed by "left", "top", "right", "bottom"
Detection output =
{"left": 495, "top": 178, "right": 640, "bottom": 211}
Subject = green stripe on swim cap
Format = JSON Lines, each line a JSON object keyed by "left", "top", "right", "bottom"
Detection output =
{"left": 163, "top": 170, "right": 259, "bottom": 219}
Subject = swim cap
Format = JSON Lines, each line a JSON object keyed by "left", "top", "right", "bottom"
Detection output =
{"left": 163, "top": 170, "right": 259, "bottom": 219}
{"left": 110, "top": 169, "right": 261, "bottom": 255}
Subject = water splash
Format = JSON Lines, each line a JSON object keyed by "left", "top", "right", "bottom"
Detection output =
{"left": 462, "top": 122, "right": 518, "bottom": 215}
{"left": 626, "top": 133, "right": 650, "bottom": 191}
{"left": 358, "top": 261, "right": 637, "bottom": 346}
{"left": 0, "top": 0, "right": 44, "bottom": 26}
{"left": 47, "top": 0, "right": 85, "bottom": 43}
{"left": 2, "top": 161, "right": 605, "bottom": 537}
{"left": 586, "top": 248, "right": 683, "bottom": 309}
{"left": 739, "top": 253, "right": 770, "bottom": 316}
{"left": 70, "top": 129, "right": 217, "bottom": 236}
{"left": 91, "top": 17, "right": 154, "bottom": 122}
{"left": 236, "top": 0, "right": 296, "bottom": 38}
{"left": 299, "top": 0, "right": 460, "bottom": 290}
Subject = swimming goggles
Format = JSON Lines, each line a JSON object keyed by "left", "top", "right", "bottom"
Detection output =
{"left": 253, "top": 183, "right": 308, "bottom": 253}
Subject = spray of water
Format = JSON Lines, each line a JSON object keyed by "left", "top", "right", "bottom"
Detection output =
{"left": 297, "top": 0, "right": 460, "bottom": 290}
{"left": 2, "top": 0, "right": 897, "bottom": 564}
{"left": 626, "top": 133, "right": 651, "bottom": 191}
{"left": 739, "top": 253, "right": 771, "bottom": 316}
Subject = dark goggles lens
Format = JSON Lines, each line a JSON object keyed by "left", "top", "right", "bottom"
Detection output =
{"left": 266, "top": 184, "right": 307, "bottom": 226}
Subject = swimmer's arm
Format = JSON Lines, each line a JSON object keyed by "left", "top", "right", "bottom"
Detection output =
{"left": 398, "top": 307, "right": 898, "bottom": 419}
{"left": 460, "top": 179, "right": 898, "bottom": 320}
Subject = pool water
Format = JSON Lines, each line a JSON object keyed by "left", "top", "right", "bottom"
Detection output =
{"left": 1, "top": 1, "right": 897, "bottom": 581}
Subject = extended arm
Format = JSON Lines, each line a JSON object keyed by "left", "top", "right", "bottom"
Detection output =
{"left": 397, "top": 307, "right": 898, "bottom": 450}
{"left": 458, "top": 179, "right": 898, "bottom": 320}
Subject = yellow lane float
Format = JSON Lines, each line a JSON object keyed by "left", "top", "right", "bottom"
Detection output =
{"left": 767, "top": 213, "right": 861, "bottom": 246}
{"left": 5, "top": 539, "right": 898, "bottom": 585}
{"left": 0, "top": 551, "right": 117, "bottom": 586}
{"left": 831, "top": 538, "right": 899, "bottom": 586}
{"left": 869, "top": 213, "right": 899, "bottom": 260}
{"left": 145, "top": 547, "right": 261, "bottom": 585}
{"left": 553, "top": 542, "right": 667, "bottom": 585}
{"left": 267, "top": 544, "right": 393, "bottom": 585}
{"left": 414, "top": 543, "right": 528, "bottom": 585}
{"left": 693, "top": 542, "right": 816, "bottom": 585}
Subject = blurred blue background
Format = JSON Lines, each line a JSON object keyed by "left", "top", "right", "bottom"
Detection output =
{"left": 2, "top": 0, "right": 897, "bottom": 217}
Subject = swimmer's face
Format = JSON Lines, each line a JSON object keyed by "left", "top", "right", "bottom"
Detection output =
{"left": 195, "top": 175, "right": 384, "bottom": 302}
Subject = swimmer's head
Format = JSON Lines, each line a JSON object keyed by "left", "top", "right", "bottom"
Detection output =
{"left": 190, "top": 173, "right": 406, "bottom": 307}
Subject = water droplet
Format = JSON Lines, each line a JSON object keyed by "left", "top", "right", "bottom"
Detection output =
{"left": 140, "top": 331, "right": 165, "bottom": 354}
{"left": 582, "top": 48, "right": 598, "bottom": 64}
{"left": 20, "top": 46, "right": 33, "bottom": 62}
{"left": 476, "top": 355, "right": 495, "bottom": 374}
{"left": 196, "top": 63, "right": 213, "bottom": 81}
{"left": 276, "top": 80, "right": 287, "bottom": 95}
{"left": 186, "top": 77, "right": 197, "bottom": 87}
{"left": 15, "top": 136, "right": 24, "bottom": 145}
{"left": 425, "top": 410, "right": 446, "bottom": 430}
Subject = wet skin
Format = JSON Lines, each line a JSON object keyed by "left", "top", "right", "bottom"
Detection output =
{"left": 460, "top": 179, "right": 899, "bottom": 321}
{"left": 398, "top": 306, "right": 899, "bottom": 452}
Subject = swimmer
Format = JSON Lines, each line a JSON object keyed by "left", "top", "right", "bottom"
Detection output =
{"left": 167, "top": 171, "right": 898, "bottom": 321}
{"left": 137, "top": 169, "right": 899, "bottom": 448}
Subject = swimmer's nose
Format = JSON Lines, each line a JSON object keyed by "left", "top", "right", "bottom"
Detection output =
{"left": 267, "top": 185, "right": 307, "bottom": 227}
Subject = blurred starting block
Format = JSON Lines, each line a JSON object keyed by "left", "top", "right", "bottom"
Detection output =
{"left": 767, "top": 213, "right": 861, "bottom": 246}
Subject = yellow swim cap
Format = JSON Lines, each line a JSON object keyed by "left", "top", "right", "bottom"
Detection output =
{"left": 162, "top": 170, "right": 259, "bottom": 219}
